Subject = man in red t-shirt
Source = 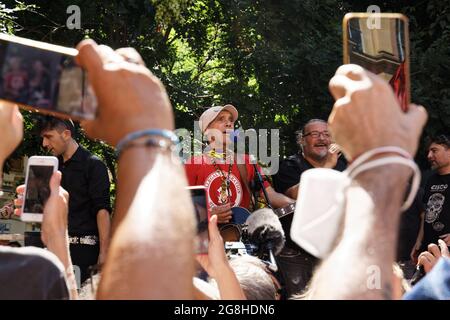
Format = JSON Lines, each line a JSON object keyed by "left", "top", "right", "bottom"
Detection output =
{"left": 184, "top": 105, "right": 294, "bottom": 224}
{"left": 3, "top": 56, "right": 28, "bottom": 103}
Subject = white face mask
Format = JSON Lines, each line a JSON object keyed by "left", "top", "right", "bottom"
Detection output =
{"left": 290, "top": 168, "right": 350, "bottom": 259}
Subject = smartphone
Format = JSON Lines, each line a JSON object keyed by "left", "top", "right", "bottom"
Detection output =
{"left": 21, "top": 156, "right": 58, "bottom": 223}
{"left": 187, "top": 186, "right": 210, "bottom": 255}
{"left": 343, "top": 13, "right": 410, "bottom": 112}
{"left": 0, "top": 33, "right": 97, "bottom": 120}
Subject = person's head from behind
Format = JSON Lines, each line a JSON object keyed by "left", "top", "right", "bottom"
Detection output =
{"left": 427, "top": 134, "right": 450, "bottom": 174}
{"left": 37, "top": 116, "right": 76, "bottom": 156}
{"left": 228, "top": 255, "right": 281, "bottom": 300}
{"left": 296, "top": 119, "right": 331, "bottom": 162}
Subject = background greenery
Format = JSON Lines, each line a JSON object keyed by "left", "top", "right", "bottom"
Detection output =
{"left": 1, "top": 0, "right": 449, "bottom": 175}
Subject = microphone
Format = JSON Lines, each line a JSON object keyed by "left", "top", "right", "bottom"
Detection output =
{"left": 246, "top": 208, "right": 285, "bottom": 257}
{"left": 230, "top": 128, "right": 258, "bottom": 144}
{"left": 410, "top": 265, "right": 426, "bottom": 286}
{"left": 230, "top": 129, "right": 243, "bottom": 144}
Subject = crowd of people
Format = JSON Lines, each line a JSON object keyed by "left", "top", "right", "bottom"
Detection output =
{"left": 0, "top": 39, "right": 449, "bottom": 300}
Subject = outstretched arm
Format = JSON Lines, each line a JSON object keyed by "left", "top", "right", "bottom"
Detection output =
{"left": 98, "top": 149, "right": 195, "bottom": 299}
{"left": 0, "top": 102, "right": 22, "bottom": 179}
{"left": 41, "top": 172, "right": 78, "bottom": 299}
{"left": 76, "top": 40, "right": 195, "bottom": 299}
{"left": 197, "top": 215, "right": 246, "bottom": 300}
{"left": 309, "top": 165, "right": 411, "bottom": 299}
{"left": 306, "top": 65, "right": 427, "bottom": 299}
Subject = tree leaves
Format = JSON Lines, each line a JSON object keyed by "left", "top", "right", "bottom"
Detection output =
{"left": 3, "top": 0, "right": 450, "bottom": 171}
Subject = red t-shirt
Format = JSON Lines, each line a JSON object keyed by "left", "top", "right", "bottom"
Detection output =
{"left": 184, "top": 154, "right": 270, "bottom": 210}
{"left": 4, "top": 71, "right": 28, "bottom": 95}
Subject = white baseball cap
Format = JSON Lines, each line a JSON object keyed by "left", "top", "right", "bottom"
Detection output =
{"left": 199, "top": 105, "right": 238, "bottom": 133}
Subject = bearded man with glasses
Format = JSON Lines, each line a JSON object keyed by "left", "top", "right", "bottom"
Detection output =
{"left": 272, "top": 118, "right": 347, "bottom": 297}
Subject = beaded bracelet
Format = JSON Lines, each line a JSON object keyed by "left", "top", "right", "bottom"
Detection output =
{"left": 115, "top": 129, "right": 179, "bottom": 157}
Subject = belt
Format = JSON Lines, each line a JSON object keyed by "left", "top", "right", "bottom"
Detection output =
{"left": 68, "top": 235, "right": 99, "bottom": 246}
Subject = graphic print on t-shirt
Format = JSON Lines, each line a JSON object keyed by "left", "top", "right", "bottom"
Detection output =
{"left": 425, "top": 192, "right": 445, "bottom": 224}
{"left": 422, "top": 175, "right": 450, "bottom": 246}
{"left": 204, "top": 170, "right": 243, "bottom": 208}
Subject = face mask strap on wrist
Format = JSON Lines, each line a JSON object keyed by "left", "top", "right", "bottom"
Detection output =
{"left": 345, "top": 146, "right": 420, "bottom": 211}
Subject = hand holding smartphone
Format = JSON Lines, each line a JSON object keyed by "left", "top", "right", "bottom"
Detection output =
{"left": 343, "top": 13, "right": 410, "bottom": 112}
{"left": 21, "top": 156, "right": 58, "bottom": 223}
{"left": 187, "top": 186, "right": 211, "bottom": 255}
{"left": 0, "top": 33, "right": 97, "bottom": 120}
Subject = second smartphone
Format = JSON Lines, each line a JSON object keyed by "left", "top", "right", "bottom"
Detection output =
{"left": 343, "top": 13, "right": 410, "bottom": 112}
{"left": 21, "top": 156, "right": 58, "bottom": 223}
{"left": 188, "top": 185, "right": 210, "bottom": 255}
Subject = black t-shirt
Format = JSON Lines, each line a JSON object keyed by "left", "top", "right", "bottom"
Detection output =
{"left": 0, "top": 246, "right": 69, "bottom": 299}
{"left": 273, "top": 153, "right": 347, "bottom": 194}
{"left": 273, "top": 153, "right": 347, "bottom": 251}
{"left": 59, "top": 146, "right": 111, "bottom": 235}
{"left": 421, "top": 172, "right": 450, "bottom": 251}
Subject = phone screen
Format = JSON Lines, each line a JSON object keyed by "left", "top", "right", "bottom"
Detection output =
{"left": 0, "top": 37, "right": 97, "bottom": 119}
{"left": 190, "top": 187, "right": 210, "bottom": 254}
{"left": 23, "top": 165, "right": 54, "bottom": 214}
{"left": 344, "top": 15, "right": 410, "bottom": 111}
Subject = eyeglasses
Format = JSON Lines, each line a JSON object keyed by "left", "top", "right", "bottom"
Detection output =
{"left": 303, "top": 131, "right": 330, "bottom": 139}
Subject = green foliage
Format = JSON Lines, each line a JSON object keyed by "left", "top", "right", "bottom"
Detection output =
{"left": 150, "top": 0, "right": 192, "bottom": 26}
{"left": 165, "top": 0, "right": 349, "bottom": 157}
{"left": 2, "top": 0, "right": 450, "bottom": 175}
{"left": 0, "top": 1, "right": 36, "bottom": 34}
